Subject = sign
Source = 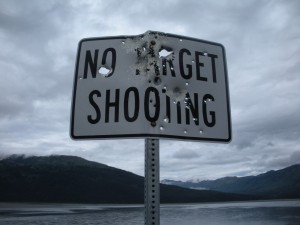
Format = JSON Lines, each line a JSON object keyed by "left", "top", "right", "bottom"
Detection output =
{"left": 70, "top": 31, "right": 231, "bottom": 142}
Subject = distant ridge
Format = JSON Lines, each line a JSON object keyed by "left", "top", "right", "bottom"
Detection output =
{"left": 162, "top": 164, "right": 300, "bottom": 199}
{"left": 0, "top": 155, "right": 255, "bottom": 204}
{"left": 3, "top": 154, "right": 110, "bottom": 169}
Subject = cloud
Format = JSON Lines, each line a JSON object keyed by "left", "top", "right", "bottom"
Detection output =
{"left": 173, "top": 149, "right": 199, "bottom": 159}
{"left": 0, "top": 0, "right": 299, "bottom": 181}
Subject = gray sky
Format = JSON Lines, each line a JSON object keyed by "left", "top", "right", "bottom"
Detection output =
{"left": 0, "top": 0, "right": 299, "bottom": 181}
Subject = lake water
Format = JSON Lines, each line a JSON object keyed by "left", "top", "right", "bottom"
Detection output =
{"left": 0, "top": 200, "right": 299, "bottom": 225}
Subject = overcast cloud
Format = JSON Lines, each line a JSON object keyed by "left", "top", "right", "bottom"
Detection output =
{"left": 0, "top": 0, "right": 299, "bottom": 181}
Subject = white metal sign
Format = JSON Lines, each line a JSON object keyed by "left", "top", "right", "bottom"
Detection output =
{"left": 70, "top": 31, "right": 231, "bottom": 142}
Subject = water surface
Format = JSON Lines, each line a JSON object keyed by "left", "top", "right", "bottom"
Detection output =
{"left": 0, "top": 200, "right": 299, "bottom": 225}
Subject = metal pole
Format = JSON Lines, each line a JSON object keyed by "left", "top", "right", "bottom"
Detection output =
{"left": 145, "top": 138, "right": 160, "bottom": 225}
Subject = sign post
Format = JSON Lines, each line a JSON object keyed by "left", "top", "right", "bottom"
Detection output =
{"left": 70, "top": 31, "right": 231, "bottom": 225}
{"left": 145, "top": 138, "right": 160, "bottom": 225}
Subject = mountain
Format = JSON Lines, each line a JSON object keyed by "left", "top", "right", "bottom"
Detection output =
{"left": 162, "top": 164, "right": 300, "bottom": 199}
{"left": 0, "top": 155, "right": 255, "bottom": 204}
